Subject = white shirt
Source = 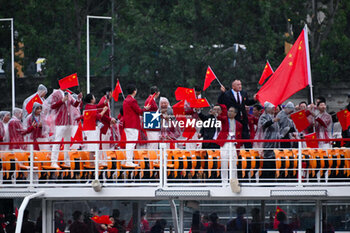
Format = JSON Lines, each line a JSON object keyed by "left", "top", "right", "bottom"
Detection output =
{"left": 231, "top": 89, "right": 241, "bottom": 103}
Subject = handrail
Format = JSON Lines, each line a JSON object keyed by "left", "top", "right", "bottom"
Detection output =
{"left": 0, "top": 137, "right": 348, "bottom": 146}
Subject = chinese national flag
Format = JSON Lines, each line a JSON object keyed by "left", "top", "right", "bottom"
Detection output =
{"left": 203, "top": 66, "right": 217, "bottom": 91}
{"left": 273, "top": 206, "right": 286, "bottom": 229}
{"left": 290, "top": 110, "right": 310, "bottom": 132}
{"left": 256, "top": 26, "right": 311, "bottom": 106}
{"left": 258, "top": 61, "right": 274, "bottom": 85}
{"left": 71, "top": 122, "right": 83, "bottom": 144}
{"left": 113, "top": 80, "right": 123, "bottom": 101}
{"left": 56, "top": 229, "right": 64, "bottom": 233}
{"left": 337, "top": 109, "right": 350, "bottom": 131}
{"left": 304, "top": 132, "right": 318, "bottom": 148}
{"left": 175, "top": 87, "right": 196, "bottom": 101}
{"left": 83, "top": 110, "right": 97, "bottom": 131}
{"left": 58, "top": 73, "right": 79, "bottom": 90}
{"left": 182, "top": 125, "right": 196, "bottom": 139}
{"left": 188, "top": 98, "right": 210, "bottom": 108}
{"left": 173, "top": 100, "right": 186, "bottom": 122}
{"left": 26, "top": 94, "right": 43, "bottom": 114}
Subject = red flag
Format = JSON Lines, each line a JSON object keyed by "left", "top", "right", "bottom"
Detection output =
{"left": 273, "top": 206, "right": 286, "bottom": 229}
{"left": 83, "top": 110, "right": 97, "bottom": 131}
{"left": 113, "top": 80, "right": 123, "bottom": 102}
{"left": 25, "top": 94, "right": 43, "bottom": 114}
{"left": 58, "top": 73, "right": 79, "bottom": 90}
{"left": 15, "top": 207, "right": 18, "bottom": 218}
{"left": 56, "top": 229, "right": 64, "bottom": 233}
{"left": 203, "top": 66, "right": 217, "bottom": 91}
{"left": 91, "top": 215, "right": 112, "bottom": 225}
{"left": 173, "top": 100, "right": 186, "bottom": 120}
{"left": 290, "top": 110, "right": 310, "bottom": 132}
{"left": 337, "top": 109, "right": 350, "bottom": 131}
{"left": 175, "top": 87, "right": 196, "bottom": 101}
{"left": 304, "top": 132, "right": 318, "bottom": 148}
{"left": 188, "top": 98, "right": 210, "bottom": 108}
{"left": 256, "top": 27, "right": 311, "bottom": 106}
{"left": 258, "top": 61, "right": 274, "bottom": 85}
{"left": 71, "top": 122, "right": 83, "bottom": 145}
{"left": 145, "top": 92, "right": 157, "bottom": 106}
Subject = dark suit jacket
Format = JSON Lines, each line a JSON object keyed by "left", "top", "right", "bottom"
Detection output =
{"left": 218, "top": 89, "right": 256, "bottom": 135}
{"left": 198, "top": 112, "right": 220, "bottom": 149}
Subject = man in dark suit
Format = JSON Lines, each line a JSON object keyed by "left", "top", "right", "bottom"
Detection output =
{"left": 218, "top": 80, "right": 256, "bottom": 147}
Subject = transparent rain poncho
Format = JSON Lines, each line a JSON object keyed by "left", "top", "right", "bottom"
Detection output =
{"left": 277, "top": 102, "right": 295, "bottom": 138}
{"left": 23, "top": 102, "right": 49, "bottom": 142}
{"left": 8, "top": 108, "right": 29, "bottom": 149}
{"left": 43, "top": 89, "right": 81, "bottom": 136}
{"left": 254, "top": 102, "right": 280, "bottom": 158}
{"left": 22, "top": 84, "right": 47, "bottom": 120}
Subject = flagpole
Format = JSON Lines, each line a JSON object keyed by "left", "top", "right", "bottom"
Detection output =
{"left": 118, "top": 79, "right": 125, "bottom": 100}
{"left": 267, "top": 60, "right": 274, "bottom": 72}
{"left": 215, "top": 77, "right": 223, "bottom": 87}
{"left": 304, "top": 24, "right": 314, "bottom": 104}
{"left": 208, "top": 65, "right": 223, "bottom": 87}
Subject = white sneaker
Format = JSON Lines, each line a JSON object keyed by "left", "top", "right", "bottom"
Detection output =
{"left": 51, "top": 163, "right": 60, "bottom": 169}
{"left": 125, "top": 162, "right": 138, "bottom": 167}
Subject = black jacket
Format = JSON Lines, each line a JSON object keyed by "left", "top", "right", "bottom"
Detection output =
{"left": 198, "top": 112, "right": 219, "bottom": 149}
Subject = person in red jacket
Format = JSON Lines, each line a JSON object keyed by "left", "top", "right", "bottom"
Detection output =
{"left": 144, "top": 86, "right": 160, "bottom": 150}
{"left": 46, "top": 88, "right": 82, "bottom": 168}
{"left": 98, "top": 89, "right": 117, "bottom": 154}
{"left": 24, "top": 103, "right": 49, "bottom": 151}
{"left": 123, "top": 84, "right": 150, "bottom": 166}
{"left": 217, "top": 105, "right": 243, "bottom": 184}
{"left": 83, "top": 94, "right": 108, "bottom": 163}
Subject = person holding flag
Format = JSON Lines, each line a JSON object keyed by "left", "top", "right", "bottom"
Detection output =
{"left": 23, "top": 102, "right": 50, "bottom": 151}
{"left": 276, "top": 102, "right": 297, "bottom": 148}
{"left": 83, "top": 94, "right": 108, "bottom": 164}
{"left": 22, "top": 84, "right": 47, "bottom": 120}
{"left": 310, "top": 101, "right": 333, "bottom": 149}
{"left": 123, "top": 84, "right": 150, "bottom": 166}
{"left": 218, "top": 80, "right": 257, "bottom": 147}
{"left": 98, "top": 88, "right": 117, "bottom": 152}
{"left": 45, "top": 74, "right": 82, "bottom": 168}
{"left": 144, "top": 86, "right": 161, "bottom": 150}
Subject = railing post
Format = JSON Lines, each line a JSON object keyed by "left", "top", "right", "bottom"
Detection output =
{"left": 29, "top": 144, "right": 34, "bottom": 186}
{"left": 159, "top": 143, "right": 166, "bottom": 188}
{"left": 229, "top": 141, "right": 233, "bottom": 181}
{"left": 298, "top": 141, "right": 302, "bottom": 186}
{"left": 95, "top": 145, "right": 99, "bottom": 180}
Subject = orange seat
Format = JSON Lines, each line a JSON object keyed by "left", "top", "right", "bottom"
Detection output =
{"left": 3, "top": 153, "right": 16, "bottom": 180}
{"left": 274, "top": 149, "right": 283, "bottom": 178}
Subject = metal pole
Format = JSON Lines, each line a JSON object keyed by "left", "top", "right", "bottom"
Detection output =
{"left": 315, "top": 200, "right": 322, "bottom": 233}
{"left": 159, "top": 143, "right": 165, "bottom": 188}
{"left": 86, "top": 15, "right": 112, "bottom": 94}
{"left": 11, "top": 19, "right": 15, "bottom": 111}
{"left": 29, "top": 144, "right": 34, "bottom": 186}
{"left": 42, "top": 199, "right": 46, "bottom": 233}
{"left": 169, "top": 200, "right": 180, "bottom": 233}
{"left": 179, "top": 201, "right": 184, "bottom": 233}
{"left": 15, "top": 191, "right": 45, "bottom": 233}
{"left": 111, "top": 0, "right": 115, "bottom": 115}
{"left": 298, "top": 141, "right": 302, "bottom": 186}
{"left": 86, "top": 16, "right": 90, "bottom": 93}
